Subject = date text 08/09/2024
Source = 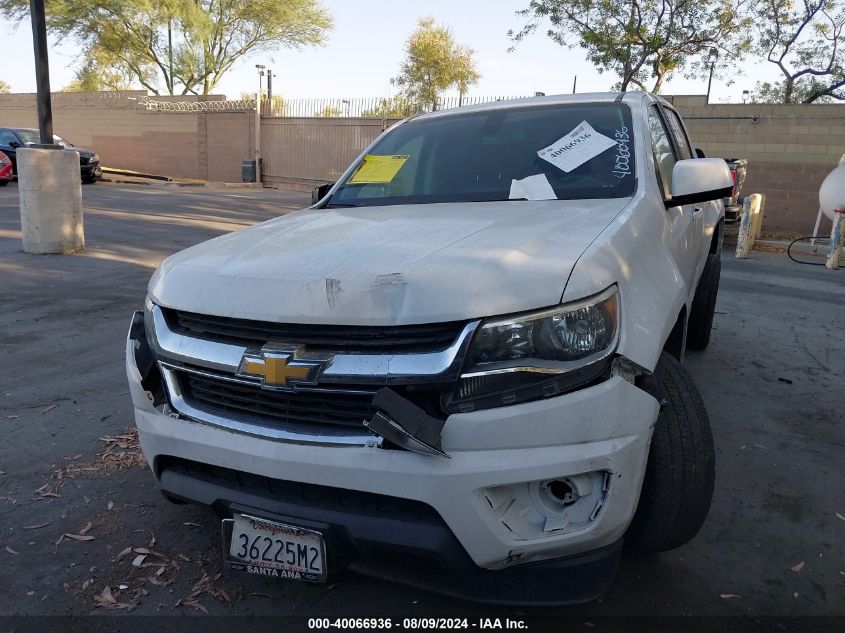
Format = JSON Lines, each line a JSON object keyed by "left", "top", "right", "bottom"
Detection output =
{"left": 307, "top": 619, "right": 528, "bottom": 630}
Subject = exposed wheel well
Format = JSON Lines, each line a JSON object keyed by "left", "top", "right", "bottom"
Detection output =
{"left": 664, "top": 306, "right": 687, "bottom": 362}
{"left": 710, "top": 219, "right": 724, "bottom": 255}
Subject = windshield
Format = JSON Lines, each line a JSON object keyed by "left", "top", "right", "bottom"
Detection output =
{"left": 17, "top": 130, "right": 72, "bottom": 147}
{"left": 328, "top": 102, "right": 635, "bottom": 207}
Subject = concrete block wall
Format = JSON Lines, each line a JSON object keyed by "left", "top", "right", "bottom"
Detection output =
{"left": 0, "top": 91, "right": 253, "bottom": 182}
{"left": 1, "top": 90, "right": 841, "bottom": 233}
{"left": 667, "top": 95, "right": 843, "bottom": 234}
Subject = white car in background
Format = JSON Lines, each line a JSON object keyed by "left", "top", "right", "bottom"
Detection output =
{"left": 127, "top": 92, "right": 733, "bottom": 604}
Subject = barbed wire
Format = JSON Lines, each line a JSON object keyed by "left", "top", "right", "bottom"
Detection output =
{"left": 137, "top": 96, "right": 256, "bottom": 112}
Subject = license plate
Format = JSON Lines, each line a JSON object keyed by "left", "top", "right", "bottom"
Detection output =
{"left": 222, "top": 514, "right": 327, "bottom": 583}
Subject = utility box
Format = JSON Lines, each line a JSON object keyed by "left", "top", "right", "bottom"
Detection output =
{"left": 242, "top": 159, "right": 261, "bottom": 183}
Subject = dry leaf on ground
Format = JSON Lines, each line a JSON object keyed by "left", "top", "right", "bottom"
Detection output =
{"left": 115, "top": 546, "right": 133, "bottom": 562}
{"left": 63, "top": 533, "right": 95, "bottom": 542}
{"left": 93, "top": 586, "right": 133, "bottom": 610}
{"left": 5, "top": 546, "right": 19, "bottom": 555}
{"left": 720, "top": 594, "right": 741, "bottom": 600}
{"left": 177, "top": 597, "right": 208, "bottom": 614}
{"left": 55, "top": 428, "right": 145, "bottom": 481}
{"left": 791, "top": 561, "right": 805, "bottom": 572}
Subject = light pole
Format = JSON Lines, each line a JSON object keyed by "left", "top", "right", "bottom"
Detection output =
{"left": 742, "top": 89, "right": 750, "bottom": 104}
{"left": 266, "top": 69, "right": 273, "bottom": 114}
{"left": 254, "top": 64, "right": 265, "bottom": 185}
{"left": 706, "top": 47, "right": 718, "bottom": 104}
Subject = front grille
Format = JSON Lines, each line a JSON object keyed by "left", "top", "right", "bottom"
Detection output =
{"left": 180, "top": 372, "right": 377, "bottom": 430}
{"left": 163, "top": 307, "right": 467, "bottom": 353}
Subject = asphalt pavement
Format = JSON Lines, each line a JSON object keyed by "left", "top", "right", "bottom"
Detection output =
{"left": 0, "top": 182, "right": 843, "bottom": 626}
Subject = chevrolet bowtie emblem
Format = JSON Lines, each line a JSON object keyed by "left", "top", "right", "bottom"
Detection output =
{"left": 237, "top": 346, "right": 332, "bottom": 391}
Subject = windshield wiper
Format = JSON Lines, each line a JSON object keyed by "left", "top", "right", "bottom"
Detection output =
{"left": 324, "top": 203, "right": 365, "bottom": 208}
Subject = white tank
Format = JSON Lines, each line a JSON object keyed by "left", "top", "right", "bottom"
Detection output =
{"left": 819, "top": 163, "right": 845, "bottom": 221}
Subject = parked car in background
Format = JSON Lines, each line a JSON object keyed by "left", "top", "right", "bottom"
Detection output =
{"left": 722, "top": 158, "right": 747, "bottom": 222}
{"left": 0, "top": 151, "right": 12, "bottom": 185}
{"left": 0, "top": 127, "right": 102, "bottom": 184}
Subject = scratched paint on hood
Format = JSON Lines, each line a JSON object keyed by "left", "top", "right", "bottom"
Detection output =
{"left": 149, "top": 198, "right": 632, "bottom": 325}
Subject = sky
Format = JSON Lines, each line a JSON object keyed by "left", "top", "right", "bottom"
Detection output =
{"left": 2, "top": 0, "right": 784, "bottom": 103}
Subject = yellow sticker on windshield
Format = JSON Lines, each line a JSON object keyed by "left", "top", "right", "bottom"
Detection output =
{"left": 347, "top": 154, "right": 409, "bottom": 184}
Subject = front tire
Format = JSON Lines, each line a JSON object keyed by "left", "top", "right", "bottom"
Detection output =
{"left": 626, "top": 353, "right": 715, "bottom": 553}
{"left": 0, "top": 180, "right": 8, "bottom": 186}
{"left": 686, "top": 253, "right": 721, "bottom": 350}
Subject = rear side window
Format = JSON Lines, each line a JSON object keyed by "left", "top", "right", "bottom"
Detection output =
{"left": 0, "top": 130, "right": 16, "bottom": 145}
{"left": 663, "top": 109, "right": 693, "bottom": 160}
{"left": 647, "top": 107, "right": 678, "bottom": 199}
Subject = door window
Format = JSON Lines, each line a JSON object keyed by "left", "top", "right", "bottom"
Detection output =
{"left": 0, "top": 130, "right": 17, "bottom": 146}
{"left": 647, "top": 107, "right": 678, "bottom": 199}
{"left": 663, "top": 109, "right": 693, "bottom": 160}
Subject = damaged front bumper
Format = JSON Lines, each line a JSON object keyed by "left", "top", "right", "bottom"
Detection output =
{"left": 126, "top": 310, "right": 659, "bottom": 604}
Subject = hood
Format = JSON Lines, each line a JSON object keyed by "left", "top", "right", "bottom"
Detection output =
{"left": 149, "top": 199, "right": 630, "bottom": 325}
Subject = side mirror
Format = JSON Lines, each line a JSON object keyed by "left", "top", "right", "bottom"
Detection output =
{"left": 669, "top": 158, "right": 733, "bottom": 206}
{"left": 312, "top": 182, "right": 334, "bottom": 205}
{"left": 8, "top": 140, "right": 20, "bottom": 149}
{"left": 694, "top": 148, "right": 706, "bottom": 158}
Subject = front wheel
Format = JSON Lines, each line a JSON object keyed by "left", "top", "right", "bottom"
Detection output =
{"left": 0, "top": 180, "right": 8, "bottom": 187}
{"left": 626, "top": 353, "right": 715, "bottom": 552}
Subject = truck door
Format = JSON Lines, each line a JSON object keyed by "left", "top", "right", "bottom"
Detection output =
{"left": 661, "top": 106, "right": 718, "bottom": 281}
{"left": 646, "top": 105, "right": 701, "bottom": 300}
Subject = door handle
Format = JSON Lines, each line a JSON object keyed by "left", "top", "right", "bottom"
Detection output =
{"left": 693, "top": 206, "right": 704, "bottom": 217}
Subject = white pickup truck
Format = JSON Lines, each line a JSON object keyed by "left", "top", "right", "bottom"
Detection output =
{"left": 126, "top": 92, "right": 733, "bottom": 604}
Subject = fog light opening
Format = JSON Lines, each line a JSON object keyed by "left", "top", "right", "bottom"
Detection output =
{"left": 544, "top": 479, "right": 579, "bottom": 506}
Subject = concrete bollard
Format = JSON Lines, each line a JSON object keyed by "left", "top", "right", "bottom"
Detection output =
{"left": 18, "top": 147, "right": 84, "bottom": 254}
{"left": 827, "top": 208, "right": 844, "bottom": 270}
{"left": 735, "top": 193, "right": 763, "bottom": 259}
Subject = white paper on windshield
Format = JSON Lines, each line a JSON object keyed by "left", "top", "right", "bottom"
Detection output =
{"left": 508, "top": 173, "right": 557, "bottom": 200}
{"left": 537, "top": 121, "right": 617, "bottom": 173}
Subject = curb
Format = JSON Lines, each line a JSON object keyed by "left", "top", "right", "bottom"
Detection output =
{"left": 753, "top": 239, "right": 829, "bottom": 256}
{"left": 100, "top": 177, "right": 264, "bottom": 190}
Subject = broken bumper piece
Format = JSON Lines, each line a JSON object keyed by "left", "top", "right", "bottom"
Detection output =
{"left": 365, "top": 388, "right": 449, "bottom": 458}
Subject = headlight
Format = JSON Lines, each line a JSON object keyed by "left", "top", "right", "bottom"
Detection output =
{"left": 91, "top": 154, "right": 100, "bottom": 163}
{"left": 446, "top": 286, "right": 619, "bottom": 412}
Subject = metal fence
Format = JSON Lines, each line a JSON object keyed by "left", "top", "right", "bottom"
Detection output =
{"left": 259, "top": 95, "right": 535, "bottom": 186}
{"left": 270, "top": 95, "right": 533, "bottom": 118}
{"left": 261, "top": 117, "right": 401, "bottom": 186}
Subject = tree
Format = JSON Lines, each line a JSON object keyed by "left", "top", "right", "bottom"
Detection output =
{"left": 361, "top": 96, "right": 421, "bottom": 118}
{"left": 62, "top": 51, "right": 135, "bottom": 92}
{"left": 315, "top": 105, "right": 341, "bottom": 117}
{"left": 0, "top": 0, "right": 332, "bottom": 96}
{"left": 394, "top": 17, "right": 480, "bottom": 111}
{"left": 510, "top": 0, "right": 753, "bottom": 93}
{"left": 0, "top": 80, "right": 10, "bottom": 94}
{"left": 753, "top": 0, "right": 845, "bottom": 103}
